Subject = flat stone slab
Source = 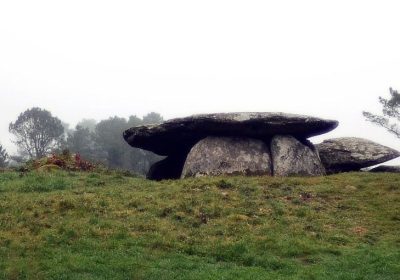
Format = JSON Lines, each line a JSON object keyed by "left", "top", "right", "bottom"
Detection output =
{"left": 181, "top": 136, "right": 272, "bottom": 178}
{"left": 271, "top": 135, "right": 325, "bottom": 176}
{"left": 369, "top": 165, "right": 400, "bottom": 173}
{"left": 123, "top": 112, "right": 338, "bottom": 156}
{"left": 316, "top": 137, "right": 400, "bottom": 173}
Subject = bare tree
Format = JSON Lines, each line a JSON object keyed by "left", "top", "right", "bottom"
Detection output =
{"left": 9, "top": 107, "right": 64, "bottom": 159}
{"left": 363, "top": 88, "right": 400, "bottom": 138}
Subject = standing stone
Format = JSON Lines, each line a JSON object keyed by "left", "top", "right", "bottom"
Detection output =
{"left": 181, "top": 136, "right": 272, "bottom": 178}
{"left": 271, "top": 135, "right": 325, "bottom": 176}
{"left": 316, "top": 137, "right": 400, "bottom": 173}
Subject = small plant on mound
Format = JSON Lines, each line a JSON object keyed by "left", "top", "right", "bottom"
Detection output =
{"left": 25, "top": 150, "right": 96, "bottom": 171}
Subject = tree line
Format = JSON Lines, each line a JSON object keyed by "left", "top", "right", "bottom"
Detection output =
{"left": 0, "top": 108, "right": 163, "bottom": 174}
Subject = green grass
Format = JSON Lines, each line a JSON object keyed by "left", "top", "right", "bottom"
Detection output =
{"left": 0, "top": 170, "right": 399, "bottom": 279}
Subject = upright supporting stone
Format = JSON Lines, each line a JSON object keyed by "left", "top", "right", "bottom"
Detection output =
{"left": 271, "top": 135, "right": 325, "bottom": 176}
{"left": 181, "top": 136, "right": 272, "bottom": 178}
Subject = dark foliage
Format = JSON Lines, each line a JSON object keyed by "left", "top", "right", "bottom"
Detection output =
{"left": 66, "top": 125, "right": 98, "bottom": 162}
{"left": 65, "top": 114, "right": 163, "bottom": 174}
{"left": 92, "top": 116, "right": 161, "bottom": 173}
{"left": 142, "top": 112, "right": 163, "bottom": 125}
{"left": 0, "top": 144, "right": 8, "bottom": 168}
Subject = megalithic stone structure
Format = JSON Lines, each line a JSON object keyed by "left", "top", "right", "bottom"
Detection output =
{"left": 123, "top": 112, "right": 341, "bottom": 180}
{"left": 123, "top": 112, "right": 400, "bottom": 180}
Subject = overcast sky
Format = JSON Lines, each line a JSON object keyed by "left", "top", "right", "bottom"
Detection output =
{"left": 1, "top": 0, "right": 400, "bottom": 163}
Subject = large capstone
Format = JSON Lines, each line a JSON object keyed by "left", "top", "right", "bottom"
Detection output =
{"left": 316, "top": 137, "right": 400, "bottom": 173}
{"left": 271, "top": 135, "right": 325, "bottom": 176}
{"left": 181, "top": 136, "right": 272, "bottom": 178}
{"left": 123, "top": 112, "right": 338, "bottom": 156}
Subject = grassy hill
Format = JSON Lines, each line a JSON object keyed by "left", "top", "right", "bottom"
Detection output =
{"left": 0, "top": 170, "right": 399, "bottom": 279}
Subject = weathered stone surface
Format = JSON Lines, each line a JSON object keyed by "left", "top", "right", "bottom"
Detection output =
{"left": 271, "top": 135, "right": 325, "bottom": 176}
{"left": 369, "top": 165, "right": 400, "bottom": 173}
{"left": 316, "top": 137, "right": 400, "bottom": 173}
{"left": 181, "top": 136, "right": 272, "bottom": 178}
{"left": 123, "top": 112, "right": 338, "bottom": 156}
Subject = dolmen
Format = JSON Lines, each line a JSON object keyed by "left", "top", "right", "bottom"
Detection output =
{"left": 123, "top": 112, "right": 400, "bottom": 180}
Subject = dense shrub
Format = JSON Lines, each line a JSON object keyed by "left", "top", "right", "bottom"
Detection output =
{"left": 25, "top": 150, "right": 96, "bottom": 172}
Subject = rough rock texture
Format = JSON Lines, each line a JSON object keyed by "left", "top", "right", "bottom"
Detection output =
{"left": 369, "top": 165, "right": 400, "bottom": 173}
{"left": 316, "top": 137, "right": 400, "bottom": 173}
{"left": 271, "top": 135, "right": 325, "bottom": 176}
{"left": 123, "top": 112, "right": 338, "bottom": 156}
{"left": 181, "top": 137, "right": 272, "bottom": 178}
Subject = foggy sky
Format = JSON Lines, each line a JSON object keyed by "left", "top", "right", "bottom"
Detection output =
{"left": 1, "top": 1, "right": 400, "bottom": 163}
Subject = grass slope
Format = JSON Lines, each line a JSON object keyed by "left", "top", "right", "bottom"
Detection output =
{"left": 0, "top": 170, "right": 399, "bottom": 279}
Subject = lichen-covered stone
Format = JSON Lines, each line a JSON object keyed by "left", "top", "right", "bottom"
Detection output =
{"left": 181, "top": 136, "right": 272, "bottom": 178}
{"left": 271, "top": 135, "right": 325, "bottom": 176}
{"left": 123, "top": 112, "right": 338, "bottom": 156}
{"left": 316, "top": 137, "right": 400, "bottom": 173}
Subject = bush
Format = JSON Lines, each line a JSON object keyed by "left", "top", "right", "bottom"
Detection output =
{"left": 24, "top": 150, "right": 96, "bottom": 172}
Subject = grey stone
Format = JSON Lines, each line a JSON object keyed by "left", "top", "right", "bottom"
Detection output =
{"left": 316, "top": 137, "right": 400, "bottom": 173}
{"left": 123, "top": 112, "right": 338, "bottom": 156}
{"left": 271, "top": 135, "right": 325, "bottom": 176}
{"left": 369, "top": 165, "right": 400, "bottom": 173}
{"left": 181, "top": 136, "right": 272, "bottom": 178}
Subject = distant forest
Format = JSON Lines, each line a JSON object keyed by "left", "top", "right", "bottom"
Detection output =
{"left": 2, "top": 108, "right": 164, "bottom": 175}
